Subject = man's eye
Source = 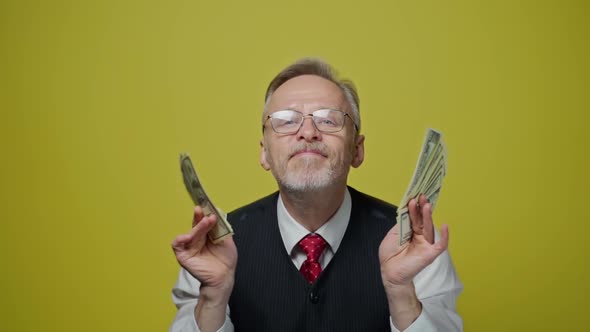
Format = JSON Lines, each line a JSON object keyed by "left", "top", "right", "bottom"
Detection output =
{"left": 275, "top": 119, "right": 296, "bottom": 126}
{"left": 317, "top": 118, "right": 336, "bottom": 126}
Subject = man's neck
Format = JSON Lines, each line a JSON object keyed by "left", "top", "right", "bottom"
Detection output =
{"left": 279, "top": 184, "right": 347, "bottom": 233}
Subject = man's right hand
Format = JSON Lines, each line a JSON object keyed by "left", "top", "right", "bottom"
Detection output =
{"left": 171, "top": 206, "right": 237, "bottom": 331}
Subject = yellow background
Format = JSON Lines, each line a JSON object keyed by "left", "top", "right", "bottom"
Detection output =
{"left": 1, "top": 0, "right": 588, "bottom": 330}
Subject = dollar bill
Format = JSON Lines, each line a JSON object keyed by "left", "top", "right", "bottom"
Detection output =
{"left": 179, "top": 153, "right": 234, "bottom": 243}
{"left": 397, "top": 129, "right": 447, "bottom": 246}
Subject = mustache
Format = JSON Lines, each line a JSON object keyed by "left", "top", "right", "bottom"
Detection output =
{"left": 288, "top": 142, "right": 329, "bottom": 158}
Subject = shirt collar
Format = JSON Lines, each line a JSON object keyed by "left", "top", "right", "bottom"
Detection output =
{"left": 277, "top": 188, "right": 351, "bottom": 255}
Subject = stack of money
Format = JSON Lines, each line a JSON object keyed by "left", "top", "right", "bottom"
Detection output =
{"left": 179, "top": 153, "right": 234, "bottom": 244}
{"left": 397, "top": 129, "right": 447, "bottom": 246}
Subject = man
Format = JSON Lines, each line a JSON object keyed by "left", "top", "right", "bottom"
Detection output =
{"left": 170, "top": 58, "right": 463, "bottom": 332}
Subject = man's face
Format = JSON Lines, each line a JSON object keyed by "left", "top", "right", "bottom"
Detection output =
{"left": 260, "top": 75, "right": 365, "bottom": 192}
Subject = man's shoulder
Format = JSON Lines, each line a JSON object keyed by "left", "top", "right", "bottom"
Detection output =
{"left": 348, "top": 186, "right": 398, "bottom": 219}
{"left": 349, "top": 186, "right": 398, "bottom": 208}
{"left": 227, "top": 191, "right": 279, "bottom": 223}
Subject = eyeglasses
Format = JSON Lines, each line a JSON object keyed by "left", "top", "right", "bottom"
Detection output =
{"left": 264, "top": 109, "right": 358, "bottom": 134}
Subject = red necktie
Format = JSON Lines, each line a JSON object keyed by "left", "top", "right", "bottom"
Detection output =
{"left": 298, "top": 233, "right": 327, "bottom": 284}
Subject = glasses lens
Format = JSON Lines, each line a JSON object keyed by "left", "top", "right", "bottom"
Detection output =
{"left": 270, "top": 110, "right": 302, "bottom": 133}
{"left": 312, "top": 109, "right": 345, "bottom": 132}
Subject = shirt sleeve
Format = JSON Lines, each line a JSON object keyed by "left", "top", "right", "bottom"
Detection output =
{"left": 170, "top": 231, "right": 461, "bottom": 332}
{"left": 390, "top": 230, "right": 464, "bottom": 332}
{"left": 169, "top": 268, "right": 234, "bottom": 332}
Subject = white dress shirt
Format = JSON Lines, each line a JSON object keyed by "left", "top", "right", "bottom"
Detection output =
{"left": 170, "top": 189, "right": 463, "bottom": 332}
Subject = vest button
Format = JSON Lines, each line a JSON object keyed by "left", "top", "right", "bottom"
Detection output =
{"left": 309, "top": 291, "right": 320, "bottom": 304}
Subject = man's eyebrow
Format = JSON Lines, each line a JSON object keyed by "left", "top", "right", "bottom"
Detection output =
{"left": 272, "top": 105, "right": 342, "bottom": 112}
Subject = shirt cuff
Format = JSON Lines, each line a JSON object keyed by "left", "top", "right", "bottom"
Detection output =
{"left": 191, "top": 305, "right": 233, "bottom": 332}
{"left": 193, "top": 318, "right": 230, "bottom": 332}
{"left": 389, "top": 309, "right": 436, "bottom": 332}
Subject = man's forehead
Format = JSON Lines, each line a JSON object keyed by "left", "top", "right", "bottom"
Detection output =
{"left": 267, "top": 75, "right": 346, "bottom": 111}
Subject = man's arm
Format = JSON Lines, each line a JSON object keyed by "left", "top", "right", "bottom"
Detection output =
{"left": 388, "top": 242, "right": 463, "bottom": 331}
{"left": 380, "top": 195, "right": 462, "bottom": 331}
{"left": 170, "top": 268, "right": 234, "bottom": 332}
{"left": 170, "top": 207, "right": 237, "bottom": 332}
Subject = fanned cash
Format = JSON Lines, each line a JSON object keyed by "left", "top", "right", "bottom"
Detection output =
{"left": 397, "top": 129, "right": 447, "bottom": 246}
{"left": 179, "top": 153, "right": 234, "bottom": 244}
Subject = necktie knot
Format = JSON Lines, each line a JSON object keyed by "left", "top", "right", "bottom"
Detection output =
{"left": 298, "top": 234, "right": 327, "bottom": 284}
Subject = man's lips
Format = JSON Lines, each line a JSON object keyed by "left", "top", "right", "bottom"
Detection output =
{"left": 290, "top": 149, "right": 327, "bottom": 159}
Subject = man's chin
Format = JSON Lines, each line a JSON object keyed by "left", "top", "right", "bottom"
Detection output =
{"left": 281, "top": 181, "right": 329, "bottom": 193}
{"left": 279, "top": 172, "right": 333, "bottom": 193}
{"left": 288, "top": 155, "right": 325, "bottom": 169}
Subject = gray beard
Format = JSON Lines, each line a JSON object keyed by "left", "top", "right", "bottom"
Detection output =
{"left": 277, "top": 157, "right": 336, "bottom": 194}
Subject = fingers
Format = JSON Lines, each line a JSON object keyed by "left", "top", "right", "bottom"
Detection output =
{"left": 383, "top": 223, "right": 401, "bottom": 248}
{"left": 191, "top": 213, "right": 217, "bottom": 246}
{"left": 419, "top": 196, "right": 435, "bottom": 244}
{"left": 409, "top": 194, "right": 436, "bottom": 244}
{"left": 418, "top": 194, "right": 429, "bottom": 212}
{"left": 190, "top": 205, "right": 216, "bottom": 249}
{"left": 192, "top": 206, "right": 205, "bottom": 227}
{"left": 433, "top": 224, "right": 449, "bottom": 254}
{"left": 171, "top": 233, "right": 192, "bottom": 251}
{"left": 409, "top": 197, "right": 423, "bottom": 234}
{"left": 171, "top": 208, "right": 218, "bottom": 255}
{"left": 379, "top": 223, "right": 403, "bottom": 261}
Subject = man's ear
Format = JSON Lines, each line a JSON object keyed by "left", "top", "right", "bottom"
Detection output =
{"left": 351, "top": 134, "right": 365, "bottom": 168}
{"left": 260, "top": 139, "right": 271, "bottom": 170}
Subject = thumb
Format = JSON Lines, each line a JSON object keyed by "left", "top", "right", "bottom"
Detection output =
{"left": 171, "top": 215, "right": 217, "bottom": 254}
{"left": 379, "top": 223, "right": 401, "bottom": 259}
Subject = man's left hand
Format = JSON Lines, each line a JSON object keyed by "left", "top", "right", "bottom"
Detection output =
{"left": 378, "top": 194, "right": 450, "bottom": 329}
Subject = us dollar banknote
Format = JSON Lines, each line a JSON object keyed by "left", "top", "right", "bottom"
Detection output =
{"left": 179, "top": 153, "right": 234, "bottom": 243}
{"left": 397, "top": 129, "right": 447, "bottom": 246}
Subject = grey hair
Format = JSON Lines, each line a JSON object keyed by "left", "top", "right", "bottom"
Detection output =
{"left": 263, "top": 58, "right": 361, "bottom": 132}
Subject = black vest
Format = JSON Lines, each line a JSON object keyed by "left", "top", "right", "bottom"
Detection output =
{"left": 227, "top": 187, "right": 397, "bottom": 332}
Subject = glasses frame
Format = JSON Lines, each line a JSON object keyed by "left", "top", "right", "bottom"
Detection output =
{"left": 263, "top": 109, "right": 359, "bottom": 134}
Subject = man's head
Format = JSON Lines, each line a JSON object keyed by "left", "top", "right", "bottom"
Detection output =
{"left": 262, "top": 58, "right": 361, "bottom": 132}
{"left": 260, "top": 58, "right": 365, "bottom": 193}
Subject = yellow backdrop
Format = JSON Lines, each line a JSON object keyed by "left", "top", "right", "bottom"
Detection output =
{"left": 1, "top": 0, "right": 588, "bottom": 331}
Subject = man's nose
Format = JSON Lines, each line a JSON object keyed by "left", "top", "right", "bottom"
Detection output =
{"left": 297, "top": 116, "right": 321, "bottom": 141}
